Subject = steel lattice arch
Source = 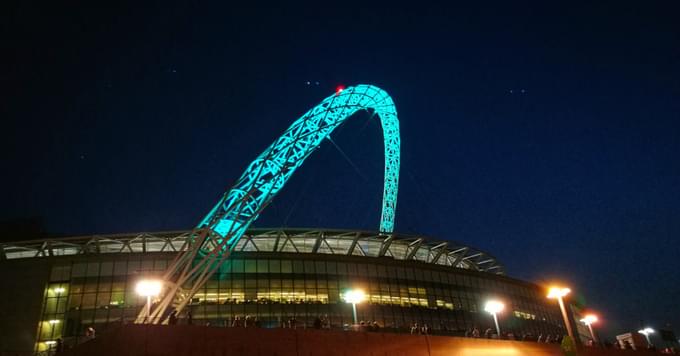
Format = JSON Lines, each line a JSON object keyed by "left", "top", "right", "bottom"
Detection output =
{"left": 140, "top": 85, "right": 400, "bottom": 323}
{"left": 200, "top": 84, "right": 399, "bottom": 242}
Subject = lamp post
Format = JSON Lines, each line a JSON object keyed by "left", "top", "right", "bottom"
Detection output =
{"left": 638, "top": 327, "right": 654, "bottom": 347}
{"left": 579, "top": 314, "right": 598, "bottom": 343}
{"left": 342, "top": 289, "right": 366, "bottom": 325}
{"left": 136, "top": 280, "right": 162, "bottom": 322}
{"left": 547, "top": 286, "right": 574, "bottom": 340}
{"left": 484, "top": 300, "right": 504, "bottom": 337}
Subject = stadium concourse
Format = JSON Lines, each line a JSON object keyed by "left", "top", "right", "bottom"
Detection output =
{"left": 57, "top": 324, "right": 656, "bottom": 356}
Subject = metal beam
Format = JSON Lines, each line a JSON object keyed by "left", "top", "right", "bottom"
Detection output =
{"left": 405, "top": 238, "right": 423, "bottom": 260}
{"left": 378, "top": 235, "right": 393, "bottom": 257}
{"left": 451, "top": 247, "right": 469, "bottom": 267}
{"left": 431, "top": 242, "right": 448, "bottom": 263}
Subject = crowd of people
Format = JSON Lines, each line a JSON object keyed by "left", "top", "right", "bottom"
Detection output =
{"left": 461, "top": 326, "right": 564, "bottom": 343}
{"left": 409, "top": 323, "right": 430, "bottom": 335}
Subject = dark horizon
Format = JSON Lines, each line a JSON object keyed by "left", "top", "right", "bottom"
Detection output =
{"left": 4, "top": 1, "right": 680, "bottom": 341}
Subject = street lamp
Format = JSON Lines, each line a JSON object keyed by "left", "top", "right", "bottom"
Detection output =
{"left": 484, "top": 300, "right": 504, "bottom": 337}
{"left": 136, "top": 280, "right": 162, "bottom": 322}
{"left": 579, "top": 314, "right": 598, "bottom": 343}
{"left": 341, "top": 289, "right": 366, "bottom": 325}
{"left": 547, "top": 286, "right": 574, "bottom": 340}
{"left": 638, "top": 327, "right": 654, "bottom": 347}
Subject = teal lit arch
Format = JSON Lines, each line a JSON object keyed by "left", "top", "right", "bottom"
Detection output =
{"left": 137, "top": 84, "right": 400, "bottom": 323}
{"left": 199, "top": 84, "right": 400, "bottom": 248}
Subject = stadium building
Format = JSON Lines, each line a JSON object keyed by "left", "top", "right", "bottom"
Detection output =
{"left": 0, "top": 228, "right": 570, "bottom": 354}
{"left": 1, "top": 85, "right": 580, "bottom": 355}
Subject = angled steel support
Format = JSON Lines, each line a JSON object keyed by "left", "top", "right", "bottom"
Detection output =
{"left": 451, "top": 247, "right": 469, "bottom": 267}
{"left": 378, "top": 235, "right": 393, "bottom": 257}
{"left": 347, "top": 232, "right": 361, "bottom": 256}
{"left": 431, "top": 242, "right": 448, "bottom": 263}
{"left": 462, "top": 252, "right": 483, "bottom": 261}
{"left": 405, "top": 238, "right": 423, "bottom": 260}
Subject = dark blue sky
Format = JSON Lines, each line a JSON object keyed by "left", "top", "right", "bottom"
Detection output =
{"left": 4, "top": 2, "right": 679, "bottom": 339}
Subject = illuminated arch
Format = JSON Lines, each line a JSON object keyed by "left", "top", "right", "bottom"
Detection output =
{"left": 199, "top": 84, "right": 400, "bottom": 246}
{"left": 138, "top": 84, "right": 399, "bottom": 323}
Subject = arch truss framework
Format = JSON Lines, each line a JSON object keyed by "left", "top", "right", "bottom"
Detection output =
{"left": 137, "top": 85, "right": 400, "bottom": 323}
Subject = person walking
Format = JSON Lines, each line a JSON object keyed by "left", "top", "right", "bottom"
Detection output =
{"left": 168, "top": 310, "right": 178, "bottom": 325}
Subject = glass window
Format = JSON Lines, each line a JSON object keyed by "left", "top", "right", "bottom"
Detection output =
{"left": 127, "top": 260, "right": 141, "bottom": 274}
{"left": 96, "top": 292, "right": 111, "bottom": 307}
{"left": 245, "top": 260, "right": 257, "bottom": 273}
{"left": 141, "top": 259, "right": 154, "bottom": 271}
{"left": 110, "top": 291, "right": 125, "bottom": 306}
{"left": 86, "top": 263, "right": 100, "bottom": 277}
{"left": 281, "top": 260, "right": 292, "bottom": 273}
{"left": 231, "top": 259, "right": 244, "bottom": 273}
{"left": 113, "top": 261, "right": 127, "bottom": 276}
{"left": 68, "top": 294, "right": 82, "bottom": 310}
{"left": 154, "top": 259, "right": 167, "bottom": 271}
{"left": 315, "top": 261, "right": 326, "bottom": 274}
{"left": 72, "top": 263, "right": 86, "bottom": 278}
{"left": 100, "top": 262, "right": 113, "bottom": 276}
{"left": 232, "top": 279, "right": 244, "bottom": 289}
{"left": 206, "top": 280, "right": 218, "bottom": 289}
{"left": 293, "top": 260, "right": 304, "bottom": 274}
{"left": 336, "top": 263, "right": 347, "bottom": 275}
{"left": 377, "top": 265, "right": 387, "bottom": 278}
{"left": 304, "top": 261, "right": 315, "bottom": 274}
{"left": 44, "top": 297, "right": 59, "bottom": 314}
{"left": 50, "top": 265, "right": 71, "bottom": 281}
{"left": 81, "top": 293, "right": 97, "bottom": 308}
{"left": 70, "top": 281, "right": 83, "bottom": 294}
{"left": 98, "top": 277, "right": 112, "bottom": 292}
{"left": 257, "top": 260, "right": 269, "bottom": 273}
{"left": 84, "top": 278, "right": 98, "bottom": 293}
{"left": 326, "top": 261, "right": 337, "bottom": 274}
{"left": 269, "top": 259, "right": 281, "bottom": 273}
{"left": 357, "top": 264, "right": 368, "bottom": 276}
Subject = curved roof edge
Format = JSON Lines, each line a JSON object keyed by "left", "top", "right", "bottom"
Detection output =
{"left": 0, "top": 228, "right": 505, "bottom": 275}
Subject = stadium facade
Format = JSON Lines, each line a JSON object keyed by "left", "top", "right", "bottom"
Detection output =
{"left": 1, "top": 84, "right": 580, "bottom": 355}
{"left": 0, "top": 228, "right": 570, "bottom": 354}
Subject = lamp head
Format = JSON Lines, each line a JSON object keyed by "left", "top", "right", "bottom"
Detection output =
{"left": 342, "top": 289, "right": 366, "bottom": 304}
{"left": 484, "top": 300, "right": 505, "bottom": 314}
{"left": 638, "top": 327, "right": 654, "bottom": 336}
{"left": 547, "top": 287, "right": 571, "bottom": 299}
{"left": 135, "top": 280, "right": 162, "bottom": 297}
{"left": 580, "top": 314, "right": 598, "bottom": 325}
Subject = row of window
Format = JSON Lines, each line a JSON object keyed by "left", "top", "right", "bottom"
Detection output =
{"left": 38, "top": 257, "right": 561, "bottom": 352}
{"left": 51, "top": 258, "right": 539, "bottom": 299}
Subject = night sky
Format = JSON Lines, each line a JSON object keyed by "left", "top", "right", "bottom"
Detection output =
{"left": 4, "top": 2, "right": 680, "bottom": 340}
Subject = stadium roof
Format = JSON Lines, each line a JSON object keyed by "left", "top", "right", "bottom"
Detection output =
{"left": 0, "top": 228, "right": 505, "bottom": 275}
